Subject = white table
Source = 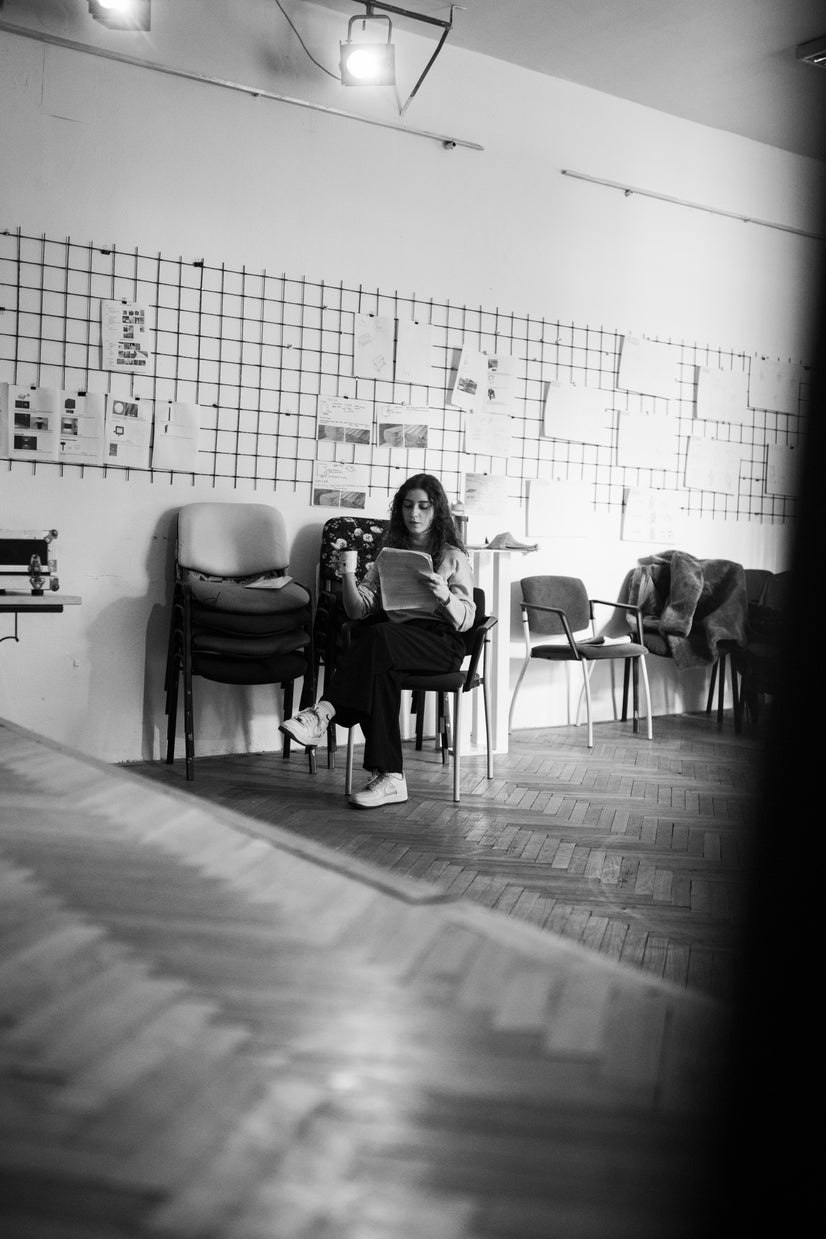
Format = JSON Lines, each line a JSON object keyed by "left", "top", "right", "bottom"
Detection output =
{"left": 469, "top": 548, "right": 517, "bottom": 755}
{"left": 0, "top": 590, "right": 82, "bottom": 644}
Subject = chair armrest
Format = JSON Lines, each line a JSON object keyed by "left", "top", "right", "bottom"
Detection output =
{"left": 339, "top": 616, "right": 364, "bottom": 652}
{"left": 313, "top": 588, "right": 339, "bottom": 624}
{"left": 520, "top": 601, "right": 567, "bottom": 619}
{"left": 590, "top": 598, "right": 641, "bottom": 613}
{"left": 520, "top": 601, "right": 579, "bottom": 652}
{"left": 463, "top": 616, "right": 497, "bottom": 687}
{"left": 313, "top": 588, "right": 347, "bottom": 665}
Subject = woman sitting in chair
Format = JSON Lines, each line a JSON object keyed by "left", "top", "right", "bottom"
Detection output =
{"left": 281, "top": 473, "right": 475, "bottom": 809}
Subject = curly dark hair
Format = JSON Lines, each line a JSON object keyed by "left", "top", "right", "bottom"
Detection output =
{"left": 383, "top": 473, "right": 465, "bottom": 564}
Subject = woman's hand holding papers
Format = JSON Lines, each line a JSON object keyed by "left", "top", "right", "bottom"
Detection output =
{"left": 418, "top": 569, "right": 451, "bottom": 605}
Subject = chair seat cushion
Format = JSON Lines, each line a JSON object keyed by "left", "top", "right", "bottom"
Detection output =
{"left": 400, "top": 671, "right": 467, "bottom": 691}
{"left": 188, "top": 578, "right": 310, "bottom": 613}
{"left": 191, "top": 606, "right": 310, "bottom": 636}
{"left": 531, "top": 642, "right": 647, "bottom": 661}
{"left": 192, "top": 629, "right": 310, "bottom": 658}
{"left": 192, "top": 649, "right": 308, "bottom": 685}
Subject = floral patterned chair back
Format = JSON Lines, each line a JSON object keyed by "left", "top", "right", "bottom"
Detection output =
{"left": 313, "top": 515, "right": 389, "bottom": 766}
{"left": 317, "top": 515, "right": 389, "bottom": 589}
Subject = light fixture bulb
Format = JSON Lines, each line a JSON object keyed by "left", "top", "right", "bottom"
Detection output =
{"left": 343, "top": 46, "right": 387, "bottom": 82}
{"left": 87, "top": 0, "right": 151, "bottom": 30}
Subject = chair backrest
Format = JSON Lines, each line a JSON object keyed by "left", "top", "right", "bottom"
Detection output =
{"left": 318, "top": 515, "right": 390, "bottom": 589}
{"left": 746, "top": 570, "right": 791, "bottom": 649}
{"left": 744, "top": 568, "right": 773, "bottom": 604}
{"left": 520, "top": 575, "right": 590, "bottom": 636}
{"left": 762, "top": 570, "right": 792, "bottom": 613}
{"left": 177, "top": 502, "right": 289, "bottom": 579}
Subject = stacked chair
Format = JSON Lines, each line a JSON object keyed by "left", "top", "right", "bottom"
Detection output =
{"left": 164, "top": 502, "right": 315, "bottom": 780}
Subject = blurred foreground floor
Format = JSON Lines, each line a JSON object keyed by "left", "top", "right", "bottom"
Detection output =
{"left": 1, "top": 714, "right": 756, "bottom": 1238}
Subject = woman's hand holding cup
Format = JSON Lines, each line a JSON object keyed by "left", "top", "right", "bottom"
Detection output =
{"left": 338, "top": 549, "right": 358, "bottom": 575}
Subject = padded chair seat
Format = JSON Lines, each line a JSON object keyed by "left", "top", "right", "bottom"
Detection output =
{"left": 531, "top": 640, "right": 647, "bottom": 661}
{"left": 401, "top": 674, "right": 465, "bottom": 693}
{"left": 191, "top": 628, "right": 310, "bottom": 658}
{"left": 188, "top": 578, "right": 310, "bottom": 613}
{"left": 191, "top": 605, "right": 310, "bottom": 636}
{"left": 192, "top": 649, "right": 308, "bottom": 686}
{"left": 401, "top": 670, "right": 480, "bottom": 691}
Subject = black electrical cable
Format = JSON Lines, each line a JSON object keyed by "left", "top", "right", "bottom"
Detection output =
{"left": 272, "top": 0, "right": 339, "bottom": 81}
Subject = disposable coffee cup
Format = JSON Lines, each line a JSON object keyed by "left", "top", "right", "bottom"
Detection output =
{"left": 339, "top": 549, "right": 358, "bottom": 574}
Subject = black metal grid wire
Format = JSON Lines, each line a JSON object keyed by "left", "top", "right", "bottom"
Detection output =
{"left": 0, "top": 227, "right": 804, "bottom": 523}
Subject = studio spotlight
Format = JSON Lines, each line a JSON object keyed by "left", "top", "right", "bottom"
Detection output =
{"left": 88, "top": 0, "right": 151, "bottom": 31}
{"left": 340, "top": 13, "right": 395, "bottom": 86}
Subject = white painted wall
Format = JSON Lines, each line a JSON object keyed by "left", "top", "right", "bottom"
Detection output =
{"left": 0, "top": 1, "right": 818, "bottom": 762}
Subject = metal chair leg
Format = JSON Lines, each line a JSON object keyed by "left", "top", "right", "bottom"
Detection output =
{"left": 508, "top": 655, "right": 532, "bottom": 731}
{"left": 706, "top": 660, "right": 719, "bottom": 714}
{"left": 452, "top": 690, "right": 462, "bottom": 801}
{"left": 580, "top": 662, "right": 594, "bottom": 748}
{"left": 639, "top": 656, "right": 653, "bottom": 740}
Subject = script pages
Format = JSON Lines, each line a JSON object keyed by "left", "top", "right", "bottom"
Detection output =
{"left": 376, "top": 548, "right": 434, "bottom": 610}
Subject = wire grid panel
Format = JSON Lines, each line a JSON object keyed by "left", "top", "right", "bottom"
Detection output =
{"left": 0, "top": 227, "right": 805, "bottom": 523}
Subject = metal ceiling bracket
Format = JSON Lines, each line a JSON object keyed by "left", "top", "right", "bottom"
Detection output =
{"left": 353, "top": 1, "right": 457, "bottom": 116}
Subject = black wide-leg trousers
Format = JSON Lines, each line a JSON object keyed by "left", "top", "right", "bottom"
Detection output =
{"left": 324, "top": 618, "right": 465, "bottom": 773}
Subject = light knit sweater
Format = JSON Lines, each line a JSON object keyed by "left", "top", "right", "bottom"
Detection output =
{"left": 354, "top": 545, "right": 475, "bottom": 632}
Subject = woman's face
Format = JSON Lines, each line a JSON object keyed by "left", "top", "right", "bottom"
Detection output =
{"left": 401, "top": 487, "right": 434, "bottom": 542}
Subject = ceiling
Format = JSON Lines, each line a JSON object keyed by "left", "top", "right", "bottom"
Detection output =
{"left": 307, "top": 0, "right": 826, "bottom": 160}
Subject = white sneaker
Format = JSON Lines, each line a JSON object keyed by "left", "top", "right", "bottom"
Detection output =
{"left": 279, "top": 703, "right": 333, "bottom": 747}
{"left": 349, "top": 772, "right": 408, "bottom": 809}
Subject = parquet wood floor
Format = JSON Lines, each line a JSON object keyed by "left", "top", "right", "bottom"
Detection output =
{"left": 0, "top": 713, "right": 756, "bottom": 1238}
{"left": 130, "top": 711, "right": 766, "bottom": 1006}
